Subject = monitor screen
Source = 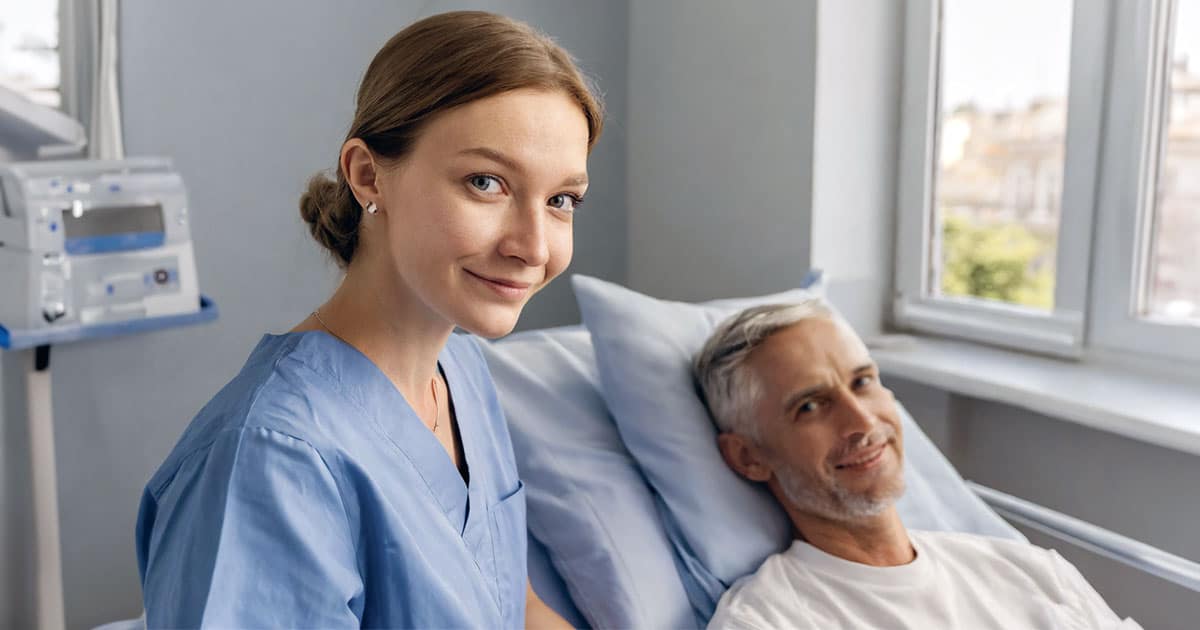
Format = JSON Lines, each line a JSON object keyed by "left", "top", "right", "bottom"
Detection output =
{"left": 62, "top": 203, "right": 165, "bottom": 239}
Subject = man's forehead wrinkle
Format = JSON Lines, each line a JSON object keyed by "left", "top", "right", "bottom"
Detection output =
{"left": 759, "top": 328, "right": 871, "bottom": 402}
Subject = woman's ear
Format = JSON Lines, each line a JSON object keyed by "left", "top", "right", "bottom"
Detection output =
{"left": 340, "top": 138, "right": 380, "bottom": 208}
{"left": 717, "top": 433, "right": 773, "bottom": 483}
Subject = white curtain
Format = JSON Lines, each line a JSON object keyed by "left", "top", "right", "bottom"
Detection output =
{"left": 89, "top": 0, "right": 123, "bottom": 159}
{"left": 60, "top": 0, "right": 124, "bottom": 160}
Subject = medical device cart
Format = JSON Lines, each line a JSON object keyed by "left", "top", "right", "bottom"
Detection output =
{"left": 1, "top": 86, "right": 217, "bottom": 630}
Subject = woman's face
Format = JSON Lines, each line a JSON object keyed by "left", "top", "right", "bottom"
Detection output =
{"left": 374, "top": 88, "right": 590, "bottom": 338}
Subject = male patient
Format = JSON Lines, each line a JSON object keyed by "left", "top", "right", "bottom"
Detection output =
{"left": 694, "top": 301, "right": 1141, "bottom": 629}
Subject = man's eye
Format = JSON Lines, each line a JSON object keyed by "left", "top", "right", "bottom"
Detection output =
{"left": 854, "top": 375, "right": 876, "bottom": 389}
{"left": 468, "top": 174, "right": 502, "bottom": 193}
{"left": 548, "top": 193, "right": 583, "bottom": 212}
{"left": 798, "top": 401, "right": 819, "bottom": 414}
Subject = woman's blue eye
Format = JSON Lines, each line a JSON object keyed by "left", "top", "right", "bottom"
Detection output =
{"left": 548, "top": 193, "right": 582, "bottom": 212}
{"left": 469, "top": 175, "right": 502, "bottom": 193}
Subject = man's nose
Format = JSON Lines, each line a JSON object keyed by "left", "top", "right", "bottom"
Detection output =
{"left": 497, "top": 200, "right": 550, "bottom": 267}
{"left": 837, "top": 392, "right": 881, "bottom": 444}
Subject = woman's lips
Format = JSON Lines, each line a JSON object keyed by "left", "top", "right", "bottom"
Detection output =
{"left": 466, "top": 270, "right": 533, "bottom": 300}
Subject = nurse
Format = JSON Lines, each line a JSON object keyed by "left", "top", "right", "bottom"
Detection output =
{"left": 135, "top": 11, "right": 602, "bottom": 629}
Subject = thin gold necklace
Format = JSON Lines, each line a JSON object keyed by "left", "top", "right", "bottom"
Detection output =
{"left": 430, "top": 375, "right": 440, "bottom": 433}
{"left": 312, "top": 308, "right": 440, "bottom": 432}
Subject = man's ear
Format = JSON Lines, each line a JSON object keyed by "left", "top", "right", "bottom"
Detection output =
{"left": 717, "top": 433, "right": 773, "bottom": 483}
{"left": 340, "top": 138, "right": 381, "bottom": 208}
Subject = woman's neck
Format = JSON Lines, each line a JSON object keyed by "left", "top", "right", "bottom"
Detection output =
{"left": 300, "top": 262, "right": 453, "bottom": 404}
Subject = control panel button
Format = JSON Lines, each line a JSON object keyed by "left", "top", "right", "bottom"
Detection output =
{"left": 154, "top": 269, "right": 170, "bottom": 285}
{"left": 42, "top": 302, "right": 66, "bottom": 323}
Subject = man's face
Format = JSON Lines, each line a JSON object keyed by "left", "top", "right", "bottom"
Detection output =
{"left": 738, "top": 318, "right": 906, "bottom": 523}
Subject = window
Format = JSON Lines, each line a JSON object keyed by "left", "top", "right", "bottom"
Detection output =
{"left": 1146, "top": 0, "right": 1200, "bottom": 324}
{"left": 933, "top": 0, "right": 1072, "bottom": 312}
{"left": 897, "top": 0, "right": 1200, "bottom": 364}
{"left": 0, "top": 0, "right": 61, "bottom": 108}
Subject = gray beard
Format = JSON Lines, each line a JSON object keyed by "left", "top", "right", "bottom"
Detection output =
{"left": 772, "top": 454, "right": 906, "bottom": 523}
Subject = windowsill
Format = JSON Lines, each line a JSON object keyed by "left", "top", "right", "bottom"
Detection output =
{"left": 869, "top": 335, "right": 1200, "bottom": 458}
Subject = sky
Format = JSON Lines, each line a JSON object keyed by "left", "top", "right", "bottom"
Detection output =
{"left": 1175, "top": 0, "right": 1200, "bottom": 72}
{"left": 941, "top": 0, "right": 1074, "bottom": 112}
{"left": 942, "top": 0, "right": 1200, "bottom": 112}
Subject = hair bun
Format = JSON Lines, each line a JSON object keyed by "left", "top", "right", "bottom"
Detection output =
{"left": 299, "top": 171, "right": 359, "bottom": 267}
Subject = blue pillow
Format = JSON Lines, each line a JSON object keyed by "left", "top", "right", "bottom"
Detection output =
{"left": 573, "top": 275, "right": 1022, "bottom": 620}
{"left": 480, "top": 327, "right": 698, "bottom": 630}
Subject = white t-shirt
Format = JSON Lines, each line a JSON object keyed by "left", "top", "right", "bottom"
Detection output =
{"left": 708, "top": 530, "right": 1142, "bottom": 630}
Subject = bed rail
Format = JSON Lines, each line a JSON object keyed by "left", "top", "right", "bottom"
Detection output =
{"left": 968, "top": 481, "right": 1200, "bottom": 593}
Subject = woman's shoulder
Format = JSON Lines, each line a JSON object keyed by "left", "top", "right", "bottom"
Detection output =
{"left": 146, "top": 333, "right": 347, "bottom": 495}
{"left": 199, "top": 333, "right": 337, "bottom": 426}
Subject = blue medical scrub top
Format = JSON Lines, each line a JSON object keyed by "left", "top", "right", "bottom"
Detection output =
{"left": 135, "top": 331, "right": 528, "bottom": 629}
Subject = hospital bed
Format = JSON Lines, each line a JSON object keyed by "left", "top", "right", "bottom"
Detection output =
{"left": 100, "top": 276, "right": 1200, "bottom": 630}
{"left": 479, "top": 274, "right": 1200, "bottom": 629}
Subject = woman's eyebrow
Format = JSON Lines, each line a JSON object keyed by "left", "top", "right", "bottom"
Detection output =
{"left": 561, "top": 173, "right": 589, "bottom": 187}
{"left": 458, "top": 146, "right": 588, "bottom": 188}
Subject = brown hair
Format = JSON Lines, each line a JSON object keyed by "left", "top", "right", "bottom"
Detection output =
{"left": 299, "top": 11, "right": 605, "bottom": 267}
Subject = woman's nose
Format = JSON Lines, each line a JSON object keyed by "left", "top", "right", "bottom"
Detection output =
{"left": 498, "top": 201, "right": 550, "bottom": 267}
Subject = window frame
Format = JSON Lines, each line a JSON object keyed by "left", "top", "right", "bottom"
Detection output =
{"left": 1089, "top": 0, "right": 1200, "bottom": 364}
{"left": 58, "top": 0, "right": 82, "bottom": 120}
{"left": 894, "top": 0, "right": 1200, "bottom": 364}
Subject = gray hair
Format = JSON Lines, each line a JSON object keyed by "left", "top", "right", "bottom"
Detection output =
{"left": 693, "top": 299, "right": 836, "bottom": 440}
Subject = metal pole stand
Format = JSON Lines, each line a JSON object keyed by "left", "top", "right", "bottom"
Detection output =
{"left": 27, "top": 345, "right": 65, "bottom": 630}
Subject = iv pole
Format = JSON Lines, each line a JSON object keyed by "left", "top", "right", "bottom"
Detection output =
{"left": 2, "top": 6, "right": 214, "bottom": 628}
{"left": 0, "top": 80, "right": 84, "bottom": 630}
{"left": 27, "top": 345, "right": 64, "bottom": 630}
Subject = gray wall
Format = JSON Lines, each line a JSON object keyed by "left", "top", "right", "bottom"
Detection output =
{"left": 625, "top": 0, "right": 900, "bottom": 338}
{"left": 0, "top": 2, "right": 628, "bottom": 628}
{"left": 810, "top": 0, "right": 902, "bottom": 337}
{"left": 0, "top": 354, "right": 34, "bottom": 629}
{"left": 626, "top": 0, "right": 819, "bottom": 302}
{"left": 891, "top": 376, "right": 1200, "bottom": 630}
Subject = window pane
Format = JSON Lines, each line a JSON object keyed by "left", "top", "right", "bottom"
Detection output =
{"left": 1146, "top": 0, "right": 1200, "bottom": 325}
{"left": 0, "top": 0, "right": 60, "bottom": 108}
{"left": 931, "top": 0, "right": 1074, "bottom": 311}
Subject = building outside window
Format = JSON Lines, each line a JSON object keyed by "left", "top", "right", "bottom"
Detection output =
{"left": 0, "top": 0, "right": 61, "bottom": 108}
{"left": 896, "top": 0, "right": 1200, "bottom": 364}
